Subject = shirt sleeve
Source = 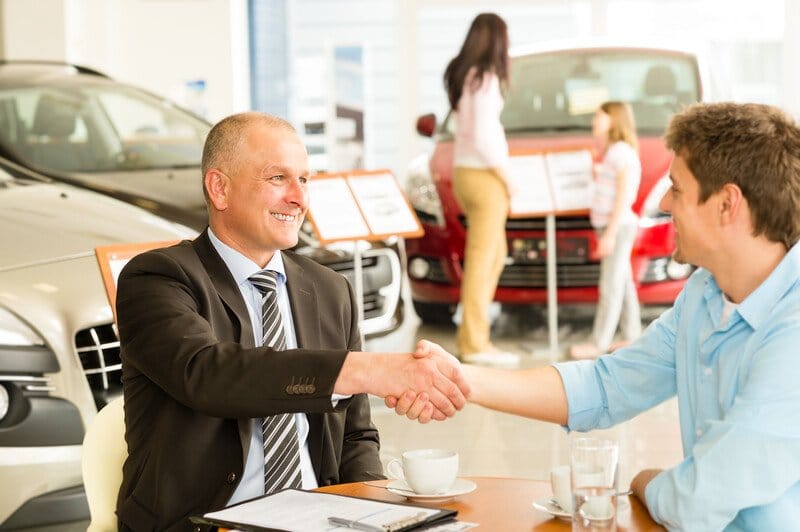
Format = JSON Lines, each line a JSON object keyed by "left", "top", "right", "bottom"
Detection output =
{"left": 644, "top": 319, "right": 800, "bottom": 531}
{"left": 554, "top": 290, "right": 682, "bottom": 431}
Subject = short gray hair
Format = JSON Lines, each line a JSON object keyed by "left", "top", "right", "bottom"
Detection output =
{"left": 201, "top": 112, "right": 296, "bottom": 201}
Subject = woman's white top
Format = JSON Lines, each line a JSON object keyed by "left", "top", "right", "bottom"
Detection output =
{"left": 590, "top": 140, "right": 642, "bottom": 228}
{"left": 452, "top": 68, "right": 509, "bottom": 174}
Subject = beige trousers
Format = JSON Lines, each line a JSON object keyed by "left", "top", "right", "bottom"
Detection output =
{"left": 452, "top": 167, "right": 509, "bottom": 355}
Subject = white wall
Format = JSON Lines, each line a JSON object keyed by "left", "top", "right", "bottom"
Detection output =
{"left": 0, "top": 0, "right": 249, "bottom": 122}
{"left": 1, "top": 0, "right": 70, "bottom": 60}
{"left": 784, "top": 0, "right": 800, "bottom": 118}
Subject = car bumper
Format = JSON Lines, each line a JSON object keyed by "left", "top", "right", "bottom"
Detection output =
{"left": 406, "top": 219, "right": 688, "bottom": 306}
{"left": 407, "top": 276, "right": 688, "bottom": 305}
{"left": 0, "top": 446, "right": 87, "bottom": 528}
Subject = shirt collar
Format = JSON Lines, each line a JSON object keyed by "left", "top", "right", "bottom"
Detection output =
{"left": 207, "top": 228, "right": 287, "bottom": 286}
{"left": 709, "top": 241, "right": 800, "bottom": 330}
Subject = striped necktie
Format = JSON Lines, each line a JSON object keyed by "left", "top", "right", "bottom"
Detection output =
{"left": 248, "top": 270, "right": 302, "bottom": 493}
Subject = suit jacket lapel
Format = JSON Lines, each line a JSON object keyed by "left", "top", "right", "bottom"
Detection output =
{"left": 194, "top": 230, "right": 256, "bottom": 468}
{"left": 283, "top": 251, "right": 320, "bottom": 349}
{"left": 193, "top": 230, "right": 254, "bottom": 347}
{"left": 283, "top": 252, "right": 325, "bottom": 479}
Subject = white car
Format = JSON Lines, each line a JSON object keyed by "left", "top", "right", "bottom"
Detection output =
{"left": 0, "top": 159, "right": 196, "bottom": 529}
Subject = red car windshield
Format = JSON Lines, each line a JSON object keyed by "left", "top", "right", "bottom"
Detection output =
{"left": 500, "top": 49, "right": 700, "bottom": 135}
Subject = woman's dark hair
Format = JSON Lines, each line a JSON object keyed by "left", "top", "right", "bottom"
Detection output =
{"left": 443, "top": 13, "right": 509, "bottom": 110}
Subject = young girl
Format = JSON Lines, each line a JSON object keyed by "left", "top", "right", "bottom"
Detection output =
{"left": 444, "top": 13, "right": 517, "bottom": 366}
{"left": 571, "top": 101, "right": 642, "bottom": 359}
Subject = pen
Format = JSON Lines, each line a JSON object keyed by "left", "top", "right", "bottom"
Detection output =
{"left": 327, "top": 515, "right": 385, "bottom": 532}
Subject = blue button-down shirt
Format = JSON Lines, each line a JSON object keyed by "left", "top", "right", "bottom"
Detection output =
{"left": 556, "top": 243, "right": 800, "bottom": 531}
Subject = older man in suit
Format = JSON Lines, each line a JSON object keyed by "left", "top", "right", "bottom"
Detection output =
{"left": 115, "top": 112, "right": 468, "bottom": 531}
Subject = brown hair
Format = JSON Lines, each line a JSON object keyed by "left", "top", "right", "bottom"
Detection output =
{"left": 665, "top": 102, "right": 800, "bottom": 248}
{"left": 201, "top": 112, "right": 295, "bottom": 202}
{"left": 600, "top": 101, "right": 639, "bottom": 151}
{"left": 443, "top": 13, "right": 510, "bottom": 110}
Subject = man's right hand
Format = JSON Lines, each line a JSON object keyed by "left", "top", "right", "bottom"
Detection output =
{"left": 336, "top": 340, "right": 469, "bottom": 423}
{"left": 383, "top": 340, "right": 468, "bottom": 422}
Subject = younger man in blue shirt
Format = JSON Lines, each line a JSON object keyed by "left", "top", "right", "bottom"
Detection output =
{"left": 393, "top": 103, "right": 800, "bottom": 530}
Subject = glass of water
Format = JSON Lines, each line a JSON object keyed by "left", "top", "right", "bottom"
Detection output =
{"left": 570, "top": 437, "right": 619, "bottom": 531}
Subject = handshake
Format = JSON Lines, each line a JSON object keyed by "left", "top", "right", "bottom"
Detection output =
{"left": 337, "top": 340, "right": 471, "bottom": 424}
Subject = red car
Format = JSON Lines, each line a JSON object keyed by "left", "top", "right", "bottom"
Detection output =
{"left": 405, "top": 43, "right": 703, "bottom": 323}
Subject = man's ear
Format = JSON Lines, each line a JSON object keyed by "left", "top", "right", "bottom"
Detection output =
{"left": 719, "top": 182, "right": 744, "bottom": 225}
{"left": 205, "top": 169, "right": 229, "bottom": 211}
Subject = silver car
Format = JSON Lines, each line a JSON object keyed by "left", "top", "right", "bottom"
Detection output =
{"left": 0, "top": 61, "right": 403, "bottom": 338}
{"left": 0, "top": 160, "right": 196, "bottom": 529}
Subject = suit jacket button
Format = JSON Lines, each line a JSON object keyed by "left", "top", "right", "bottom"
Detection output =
{"left": 308, "top": 384, "right": 316, "bottom": 394}
{"left": 292, "top": 384, "right": 301, "bottom": 394}
{"left": 226, "top": 472, "right": 237, "bottom": 484}
{"left": 194, "top": 527, "right": 201, "bottom": 532}
{"left": 286, "top": 384, "right": 294, "bottom": 394}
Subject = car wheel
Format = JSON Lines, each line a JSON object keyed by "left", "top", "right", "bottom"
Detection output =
{"left": 412, "top": 301, "right": 456, "bottom": 325}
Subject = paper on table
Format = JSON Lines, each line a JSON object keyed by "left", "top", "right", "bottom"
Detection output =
{"left": 201, "top": 489, "right": 443, "bottom": 531}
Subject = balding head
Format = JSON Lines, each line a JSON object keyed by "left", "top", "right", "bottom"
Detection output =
{"left": 201, "top": 112, "right": 297, "bottom": 203}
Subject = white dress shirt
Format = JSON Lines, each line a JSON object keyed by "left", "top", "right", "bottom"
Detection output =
{"left": 207, "top": 229, "right": 320, "bottom": 504}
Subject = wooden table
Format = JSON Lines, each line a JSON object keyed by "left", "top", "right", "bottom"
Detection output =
{"left": 317, "top": 477, "right": 665, "bottom": 531}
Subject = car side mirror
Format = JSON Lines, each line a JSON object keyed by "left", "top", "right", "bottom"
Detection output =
{"left": 416, "top": 113, "right": 436, "bottom": 137}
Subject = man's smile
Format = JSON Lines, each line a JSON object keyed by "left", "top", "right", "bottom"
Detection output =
{"left": 272, "top": 212, "right": 298, "bottom": 222}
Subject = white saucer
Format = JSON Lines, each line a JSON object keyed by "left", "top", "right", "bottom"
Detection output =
{"left": 386, "top": 478, "right": 477, "bottom": 503}
{"left": 532, "top": 497, "right": 572, "bottom": 520}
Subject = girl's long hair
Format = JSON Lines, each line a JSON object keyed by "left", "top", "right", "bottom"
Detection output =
{"left": 601, "top": 101, "right": 639, "bottom": 151}
{"left": 443, "top": 13, "right": 509, "bottom": 111}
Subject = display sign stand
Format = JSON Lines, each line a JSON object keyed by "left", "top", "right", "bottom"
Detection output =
{"left": 307, "top": 169, "right": 424, "bottom": 346}
{"left": 95, "top": 240, "right": 181, "bottom": 324}
{"left": 507, "top": 148, "right": 593, "bottom": 361}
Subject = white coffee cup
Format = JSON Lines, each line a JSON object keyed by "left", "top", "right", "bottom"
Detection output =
{"left": 386, "top": 448, "right": 458, "bottom": 495}
{"left": 550, "top": 465, "right": 573, "bottom": 513}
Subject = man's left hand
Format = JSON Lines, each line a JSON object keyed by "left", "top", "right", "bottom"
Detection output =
{"left": 630, "top": 468, "right": 662, "bottom": 504}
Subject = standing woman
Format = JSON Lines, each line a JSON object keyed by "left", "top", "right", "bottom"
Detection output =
{"left": 445, "top": 13, "right": 516, "bottom": 366}
{"left": 571, "top": 101, "right": 642, "bottom": 359}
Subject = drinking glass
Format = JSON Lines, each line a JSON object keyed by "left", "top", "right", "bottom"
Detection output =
{"left": 570, "top": 438, "right": 619, "bottom": 531}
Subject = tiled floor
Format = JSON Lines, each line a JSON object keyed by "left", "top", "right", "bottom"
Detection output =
{"left": 365, "top": 301, "right": 684, "bottom": 491}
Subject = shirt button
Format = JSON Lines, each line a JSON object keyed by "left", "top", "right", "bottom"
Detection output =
{"left": 226, "top": 472, "right": 237, "bottom": 484}
{"left": 696, "top": 428, "right": 703, "bottom": 437}
{"left": 703, "top": 367, "right": 713, "bottom": 376}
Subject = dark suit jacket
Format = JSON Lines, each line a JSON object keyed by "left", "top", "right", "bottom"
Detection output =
{"left": 115, "top": 231, "right": 383, "bottom": 531}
